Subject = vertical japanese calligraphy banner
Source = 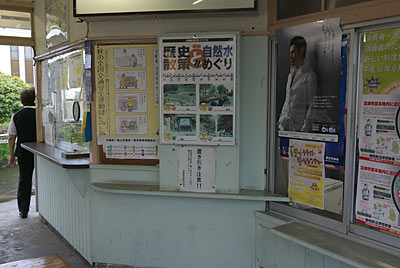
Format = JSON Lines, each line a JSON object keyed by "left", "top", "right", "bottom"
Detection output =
{"left": 356, "top": 28, "right": 400, "bottom": 235}
{"left": 179, "top": 146, "right": 216, "bottom": 193}
{"left": 94, "top": 44, "right": 159, "bottom": 159}
{"left": 288, "top": 139, "right": 325, "bottom": 209}
{"left": 159, "top": 33, "right": 237, "bottom": 145}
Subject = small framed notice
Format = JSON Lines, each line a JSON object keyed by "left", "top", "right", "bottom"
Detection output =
{"left": 179, "top": 146, "right": 216, "bottom": 193}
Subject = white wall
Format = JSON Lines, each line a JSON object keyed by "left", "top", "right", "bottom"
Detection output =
{"left": 86, "top": 1, "right": 267, "bottom": 37}
{"left": 34, "top": 0, "right": 265, "bottom": 54}
{"left": 91, "top": 190, "right": 264, "bottom": 267}
{"left": 32, "top": 1, "right": 271, "bottom": 267}
{"left": 34, "top": 0, "right": 267, "bottom": 55}
{"left": 255, "top": 212, "right": 357, "bottom": 268}
{"left": 36, "top": 156, "right": 92, "bottom": 263}
{"left": 34, "top": 0, "right": 269, "bottom": 191}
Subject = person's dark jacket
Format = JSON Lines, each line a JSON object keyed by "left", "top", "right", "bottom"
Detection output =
{"left": 13, "top": 107, "right": 36, "bottom": 157}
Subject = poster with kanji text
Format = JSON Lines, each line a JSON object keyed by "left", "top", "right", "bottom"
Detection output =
{"left": 94, "top": 44, "right": 159, "bottom": 160}
{"left": 179, "top": 146, "right": 216, "bottom": 193}
{"left": 288, "top": 139, "right": 325, "bottom": 209}
{"left": 356, "top": 28, "right": 400, "bottom": 236}
{"left": 159, "top": 33, "right": 237, "bottom": 145}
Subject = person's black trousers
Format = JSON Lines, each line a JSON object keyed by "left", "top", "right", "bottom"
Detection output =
{"left": 17, "top": 154, "right": 34, "bottom": 214}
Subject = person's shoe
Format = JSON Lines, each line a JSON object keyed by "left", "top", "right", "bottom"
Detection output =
{"left": 19, "top": 212, "right": 28, "bottom": 218}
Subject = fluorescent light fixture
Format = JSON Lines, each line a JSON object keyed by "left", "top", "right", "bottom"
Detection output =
{"left": 192, "top": 0, "right": 204, "bottom": 5}
{"left": 75, "top": 0, "right": 256, "bottom": 15}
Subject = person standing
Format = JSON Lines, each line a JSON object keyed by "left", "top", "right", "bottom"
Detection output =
{"left": 7, "top": 88, "right": 36, "bottom": 218}
{"left": 278, "top": 36, "right": 317, "bottom": 132}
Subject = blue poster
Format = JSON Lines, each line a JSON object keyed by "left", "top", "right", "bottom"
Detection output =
{"left": 280, "top": 34, "right": 348, "bottom": 168}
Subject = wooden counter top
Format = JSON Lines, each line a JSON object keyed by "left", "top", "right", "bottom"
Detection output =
{"left": 92, "top": 182, "right": 290, "bottom": 202}
{"left": 22, "top": 142, "right": 90, "bottom": 169}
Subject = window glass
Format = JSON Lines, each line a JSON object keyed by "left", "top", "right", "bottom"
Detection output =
{"left": 43, "top": 49, "right": 88, "bottom": 152}
{"left": 273, "top": 22, "right": 347, "bottom": 221}
{"left": 325, "top": 0, "right": 372, "bottom": 10}
{"left": 354, "top": 28, "right": 400, "bottom": 238}
{"left": 277, "top": 0, "right": 321, "bottom": 20}
{"left": 24, "top": 47, "right": 34, "bottom": 85}
{"left": 10, "top": 46, "right": 19, "bottom": 77}
{"left": 10, "top": 45, "right": 18, "bottom": 60}
{"left": 24, "top": 46, "right": 33, "bottom": 59}
{"left": 0, "top": 10, "right": 31, "bottom": 37}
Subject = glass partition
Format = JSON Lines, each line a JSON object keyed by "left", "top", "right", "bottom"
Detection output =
{"left": 271, "top": 20, "right": 400, "bottom": 250}
{"left": 41, "top": 48, "right": 88, "bottom": 152}
{"left": 271, "top": 20, "right": 348, "bottom": 225}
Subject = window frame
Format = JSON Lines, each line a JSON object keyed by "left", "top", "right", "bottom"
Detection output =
{"left": 267, "top": 29, "right": 354, "bottom": 234}
{"left": 24, "top": 46, "right": 34, "bottom": 84}
{"left": 348, "top": 21, "right": 400, "bottom": 250}
{"left": 267, "top": 18, "right": 400, "bottom": 251}
{"left": 10, "top": 45, "right": 20, "bottom": 77}
{"left": 0, "top": 1, "right": 36, "bottom": 138}
{"left": 36, "top": 43, "right": 88, "bottom": 152}
{"left": 267, "top": 0, "right": 400, "bottom": 36}
{"left": 0, "top": 1, "right": 34, "bottom": 46}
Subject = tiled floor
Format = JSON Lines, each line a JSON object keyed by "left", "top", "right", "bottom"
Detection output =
{"left": 0, "top": 197, "right": 91, "bottom": 267}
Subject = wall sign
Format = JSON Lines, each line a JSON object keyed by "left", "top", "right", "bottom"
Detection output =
{"left": 159, "top": 33, "right": 237, "bottom": 145}
{"left": 356, "top": 28, "right": 400, "bottom": 236}
{"left": 288, "top": 139, "right": 325, "bottom": 209}
{"left": 179, "top": 146, "right": 216, "bottom": 193}
{"left": 94, "top": 44, "right": 159, "bottom": 159}
{"left": 276, "top": 18, "right": 342, "bottom": 142}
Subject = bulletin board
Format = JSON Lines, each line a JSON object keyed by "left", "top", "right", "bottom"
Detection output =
{"left": 93, "top": 43, "right": 159, "bottom": 165}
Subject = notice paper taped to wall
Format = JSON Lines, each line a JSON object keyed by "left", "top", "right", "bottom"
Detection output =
{"left": 288, "top": 139, "right": 325, "bottom": 209}
{"left": 179, "top": 146, "right": 216, "bottom": 193}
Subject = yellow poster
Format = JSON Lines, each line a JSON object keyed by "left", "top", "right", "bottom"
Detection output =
{"left": 94, "top": 44, "right": 159, "bottom": 159}
{"left": 288, "top": 140, "right": 325, "bottom": 209}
